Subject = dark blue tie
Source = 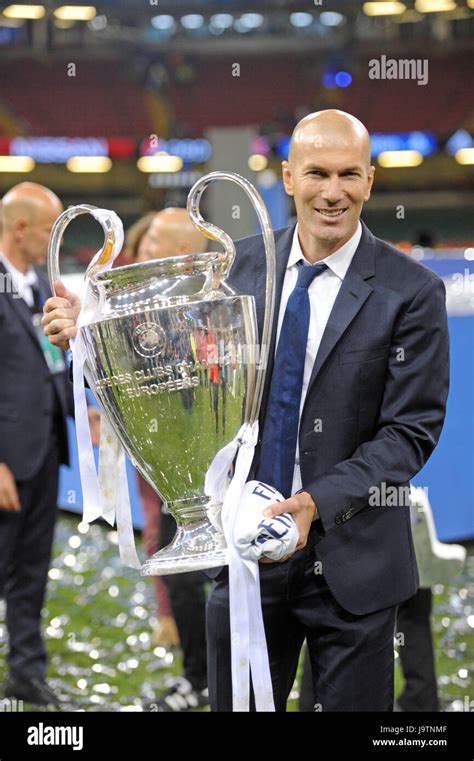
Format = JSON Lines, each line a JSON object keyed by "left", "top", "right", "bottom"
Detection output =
{"left": 256, "top": 261, "right": 328, "bottom": 497}
{"left": 30, "top": 283, "right": 43, "bottom": 314}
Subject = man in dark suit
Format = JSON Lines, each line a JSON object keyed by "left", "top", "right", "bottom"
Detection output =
{"left": 39, "top": 110, "right": 449, "bottom": 712}
{"left": 0, "top": 182, "right": 96, "bottom": 707}
{"left": 206, "top": 110, "right": 449, "bottom": 711}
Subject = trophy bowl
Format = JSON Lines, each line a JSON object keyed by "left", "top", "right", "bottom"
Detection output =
{"left": 84, "top": 254, "right": 258, "bottom": 574}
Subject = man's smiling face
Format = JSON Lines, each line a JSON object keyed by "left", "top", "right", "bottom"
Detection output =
{"left": 282, "top": 112, "right": 375, "bottom": 256}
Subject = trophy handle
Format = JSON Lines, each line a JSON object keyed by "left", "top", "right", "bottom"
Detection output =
{"left": 47, "top": 204, "right": 116, "bottom": 295}
{"left": 187, "top": 171, "right": 276, "bottom": 425}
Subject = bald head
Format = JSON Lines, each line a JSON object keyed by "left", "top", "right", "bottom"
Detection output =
{"left": 282, "top": 110, "right": 375, "bottom": 262}
{"left": 143, "top": 207, "right": 207, "bottom": 262}
{"left": 2, "top": 182, "right": 62, "bottom": 231}
{"left": 289, "top": 110, "right": 371, "bottom": 169}
{"left": 1, "top": 182, "right": 63, "bottom": 270}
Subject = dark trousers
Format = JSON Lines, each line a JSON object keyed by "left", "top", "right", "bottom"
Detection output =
{"left": 207, "top": 531, "right": 396, "bottom": 712}
{"left": 0, "top": 432, "right": 60, "bottom": 682}
{"left": 159, "top": 511, "right": 208, "bottom": 691}
{"left": 396, "top": 587, "right": 439, "bottom": 711}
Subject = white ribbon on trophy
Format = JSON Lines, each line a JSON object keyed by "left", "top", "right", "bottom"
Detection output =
{"left": 205, "top": 422, "right": 276, "bottom": 713}
{"left": 70, "top": 208, "right": 140, "bottom": 569}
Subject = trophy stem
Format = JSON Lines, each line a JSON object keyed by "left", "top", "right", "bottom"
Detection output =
{"left": 140, "top": 497, "right": 228, "bottom": 576}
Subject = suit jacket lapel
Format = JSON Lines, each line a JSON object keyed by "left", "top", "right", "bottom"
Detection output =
{"left": 0, "top": 262, "right": 45, "bottom": 356}
{"left": 305, "top": 222, "right": 376, "bottom": 396}
{"left": 35, "top": 269, "right": 51, "bottom": 309}
{"left": 256, "top": 224, "right": 295, "bottom": 423}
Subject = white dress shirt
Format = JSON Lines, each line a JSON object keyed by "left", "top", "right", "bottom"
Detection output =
{"left": 273, "top": 222, "right": 362, "bottom": 493}
{"left": 0, "top": 252, "right": 38, "bottom": 307}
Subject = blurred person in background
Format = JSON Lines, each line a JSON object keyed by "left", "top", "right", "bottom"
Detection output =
{"left": 43, "top": 207, "right": 211, "bottom": 712}
{"left": 124, "top": 211, "right": 156, "bottom": 265}
{"left": 395, "top": 587, "right": 439, "bottom": 712}
{"left": 0, "top": 182, "right": 97, "bottom": 708}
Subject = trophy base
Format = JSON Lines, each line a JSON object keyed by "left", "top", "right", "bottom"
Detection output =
{"left": 140, "top": 497, "right": 228, "bottom": 576}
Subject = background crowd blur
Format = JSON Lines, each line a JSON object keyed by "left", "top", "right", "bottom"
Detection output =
{"left": 0, "top": 0, "right": 472, "bottom": 712}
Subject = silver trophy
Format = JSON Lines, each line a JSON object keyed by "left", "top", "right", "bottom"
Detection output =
{"left": 47, "top": 172, "right": 275, "bottom": 575}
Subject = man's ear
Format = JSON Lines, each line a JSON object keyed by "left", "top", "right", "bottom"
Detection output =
{"left": 282, "top": 161, "right": 294, "bottom": 196}
{"left": 14, "top": 218, "right": 28, "bottom": 240}
{"left": 364, "top": 165, "right": 375, "bottom": 202}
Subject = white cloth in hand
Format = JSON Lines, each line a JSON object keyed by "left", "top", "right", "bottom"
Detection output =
{"left": 234, "top": 480, "right": 299, "bottom": 562}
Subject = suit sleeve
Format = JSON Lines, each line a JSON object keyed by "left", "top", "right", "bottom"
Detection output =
{"left": 306, "top": 276, "right": 450, "bottom": 534}
{"left": 64, "top": 354, "right": 75, "bottom": 418}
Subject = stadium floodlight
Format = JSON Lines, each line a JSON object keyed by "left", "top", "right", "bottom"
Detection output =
{"left": 319, "top": 12, "right": 346, "bottom": 26}
{"left": 378, "top": 150, "right": 423, "bottom": 167}
{"left": 335, "top": 71, "right": 352, "bottom": 87}
{"left": 248, "top": 154, "right": 268, "bottom": 172}
{"left": 54, "top": 6, "right": 97, "bottom": 21}
{"left": 415, "top": 0, "right": 457, "bottom": 11}
{"left": 88, "top": 14, "right": 107, "bottom": 31}
{"left": 445, "top": 129, "right": 472, "bottom": 155}
{"left": 0, "top": 156, "right": 35, "bottom": 172}
{"left": 3, "top": 5, "right": 45, "bottom": 19}
{"left": 234, "top": 13, "right": 264, "bottom": 32}
{"left": 210, "top": 14, "right": 234, "bottom": 30}
{"left": 180, "top": 14, "right": 204, "bottom": 30}
{"left": 363, "top": 2, "right": 406, "bottom": 16}
{"left": 137, "top": 155, "right": 183, "bottom": 173}
{"left": 151, "top": 15, "right": 175, "bottom": 31}
{"left": 238, "top": 13, "right": 264, "bottom": 28}
{"left": 290, "top": 12, "right": 314, "bottom": 27}
{"left": 455, "top": 148, "right": 474, "bottom": 165}
{"left": 66, "top": 157, "right": 112, "bottom": 173}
